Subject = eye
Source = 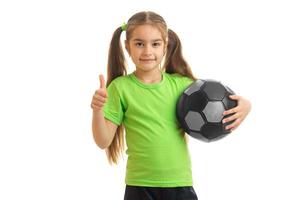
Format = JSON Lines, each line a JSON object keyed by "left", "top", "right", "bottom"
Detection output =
{"left": 135, "top": 42, "right": 144, "bottom": 47}
{"left": 153, "top": 42, "right": 161, "bottom": 47}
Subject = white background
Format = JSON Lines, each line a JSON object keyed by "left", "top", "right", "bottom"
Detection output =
{"left": 0, "top": 0, "right": 299, "bottom": 199}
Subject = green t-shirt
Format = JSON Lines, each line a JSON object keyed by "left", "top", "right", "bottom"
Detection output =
{"left": 103, "top": 71, "right": 194, "bottom": 187}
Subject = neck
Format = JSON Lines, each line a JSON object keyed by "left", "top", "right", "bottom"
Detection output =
{"left": 134, "top": 68, "right": 162, "bottom": 84}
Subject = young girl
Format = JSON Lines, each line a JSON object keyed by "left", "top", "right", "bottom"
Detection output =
{"left": 91, "top": 11, "right": 251, "bottom": 200}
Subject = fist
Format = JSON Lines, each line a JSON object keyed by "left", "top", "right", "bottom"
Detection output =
{"left": 91, "top": 74, "right": 108, "bottom": 111}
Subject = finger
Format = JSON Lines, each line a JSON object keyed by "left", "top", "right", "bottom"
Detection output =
{"left": 93, "top": 102, "right": 105, "bottom": 108}
{"left": 91, "top": 99, "right": 106, "bottom": 107}
{"left": 229, "top": 95, "right": 241, "bottom": 100}
{"left": 223, "top": 107, "right": 239, "bottom": 116}
{"left": 222, "top": 113, "right": 240, "bottom": 124}
{"left": 93, "top": 95, "right": 107, "bottom": 104}
{"left": 226, "top": 118, "right": 241, "bottom": 130}
{"left": 99, "top": 74, "right": 106, "bottom": 89}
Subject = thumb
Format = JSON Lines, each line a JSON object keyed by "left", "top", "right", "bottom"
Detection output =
{"left": 99, "top": 74, "right": 106, "bottom": 89}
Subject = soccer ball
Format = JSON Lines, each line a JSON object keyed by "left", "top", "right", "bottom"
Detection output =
{"left": 176, "top": 79, "right": 237, "bottom": 142}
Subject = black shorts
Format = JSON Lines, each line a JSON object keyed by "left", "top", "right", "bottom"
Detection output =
{"left": 124, "top": 185, "right": 198, "bottom": 200}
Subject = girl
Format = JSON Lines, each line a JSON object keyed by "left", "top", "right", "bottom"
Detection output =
{"left": 91, "top": 11, "right": 251, "bottom": 200}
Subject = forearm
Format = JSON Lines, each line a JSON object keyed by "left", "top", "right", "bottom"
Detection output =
{"left": 92, "top": 110, "right": 110, "bottom": 149}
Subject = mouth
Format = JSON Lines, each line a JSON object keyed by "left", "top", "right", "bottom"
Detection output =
{"left": 140, "top": 59, "right": 156, "bottom": 62}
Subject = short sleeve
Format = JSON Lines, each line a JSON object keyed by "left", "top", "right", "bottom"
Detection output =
{"left": 103, "top": 81, "right": 124, "bottom": 125}
{"left": 180, "top": 76, "right": 194, "bottom": 90}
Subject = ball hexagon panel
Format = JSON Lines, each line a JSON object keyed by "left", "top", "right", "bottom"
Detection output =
{"left": 203, "top": 81, "right": 226, "bottom": 101}
{"left": 202, "top": 101, "right": 225, "bottom": 123}
{"left": 184, "top": 111, "right": 205, "bottom": 131}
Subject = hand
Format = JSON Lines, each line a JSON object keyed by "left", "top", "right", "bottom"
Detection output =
{"left": 222, "top": 95, "right": 251, "bottom": 131}
{"left": 91, "top": 74, "right": 108, "bottom": 111}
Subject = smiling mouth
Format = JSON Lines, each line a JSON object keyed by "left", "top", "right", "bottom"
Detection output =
{"left": 140, "top": 59, "right": 156, "bottom": 62}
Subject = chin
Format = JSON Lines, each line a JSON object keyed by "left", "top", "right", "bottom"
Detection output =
{"left": 137, "top": 65, "right": 160, "bottom": 72}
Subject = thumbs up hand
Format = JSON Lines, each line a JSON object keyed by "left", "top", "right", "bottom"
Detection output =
{"left": 91, "top": 74, "right": 108, "bottom": 111}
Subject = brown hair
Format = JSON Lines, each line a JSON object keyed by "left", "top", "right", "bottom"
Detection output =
{"left": 105, "top": 11, "right": 197, "bottom": 164}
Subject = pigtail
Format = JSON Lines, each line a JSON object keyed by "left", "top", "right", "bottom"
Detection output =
{"left": 107, "top": 27, "right": 127, "bottom": 85}
{"left": 105, "top": 26, "right": 127, "bottom": 165}
{"left": 163, "top": 29, "right": 197, "bottom": 81}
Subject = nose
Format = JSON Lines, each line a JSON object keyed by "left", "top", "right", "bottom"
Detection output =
{"left": 142, "top": 44, "right": 152, "bottom": 56}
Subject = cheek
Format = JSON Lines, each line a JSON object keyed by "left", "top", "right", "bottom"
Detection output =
{"left": 131, "top": 54, "right": 140, "bottom": 63}
{"left": 158, "top": 51, "right": 165, "bottom": 59}
{"left": 131, "top": 48, "right": 141, "bottom": 56}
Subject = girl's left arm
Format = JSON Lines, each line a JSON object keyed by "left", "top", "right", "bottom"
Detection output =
{"left": 222, "top": 95, "right": 252, "bottom": 131}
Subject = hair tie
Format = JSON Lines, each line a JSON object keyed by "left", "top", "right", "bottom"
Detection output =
{"left": 121, "top": 22, "right": 127, "bottom": 31}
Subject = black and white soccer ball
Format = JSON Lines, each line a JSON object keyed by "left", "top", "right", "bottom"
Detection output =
{"left": 176, "top": 79, "right": 237, "bottom": 142}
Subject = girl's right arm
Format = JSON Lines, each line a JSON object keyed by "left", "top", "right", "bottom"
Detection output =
{"left": 91, "top": 75, "right": 118, "bottom": 149}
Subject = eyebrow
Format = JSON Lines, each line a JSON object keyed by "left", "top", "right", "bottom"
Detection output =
{"left": 133, "top": 39, "right": 163, "bottom": 42}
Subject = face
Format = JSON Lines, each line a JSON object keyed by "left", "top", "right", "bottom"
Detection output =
{"left": 125, "top": 25, "right": 166, "bottom": 73}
